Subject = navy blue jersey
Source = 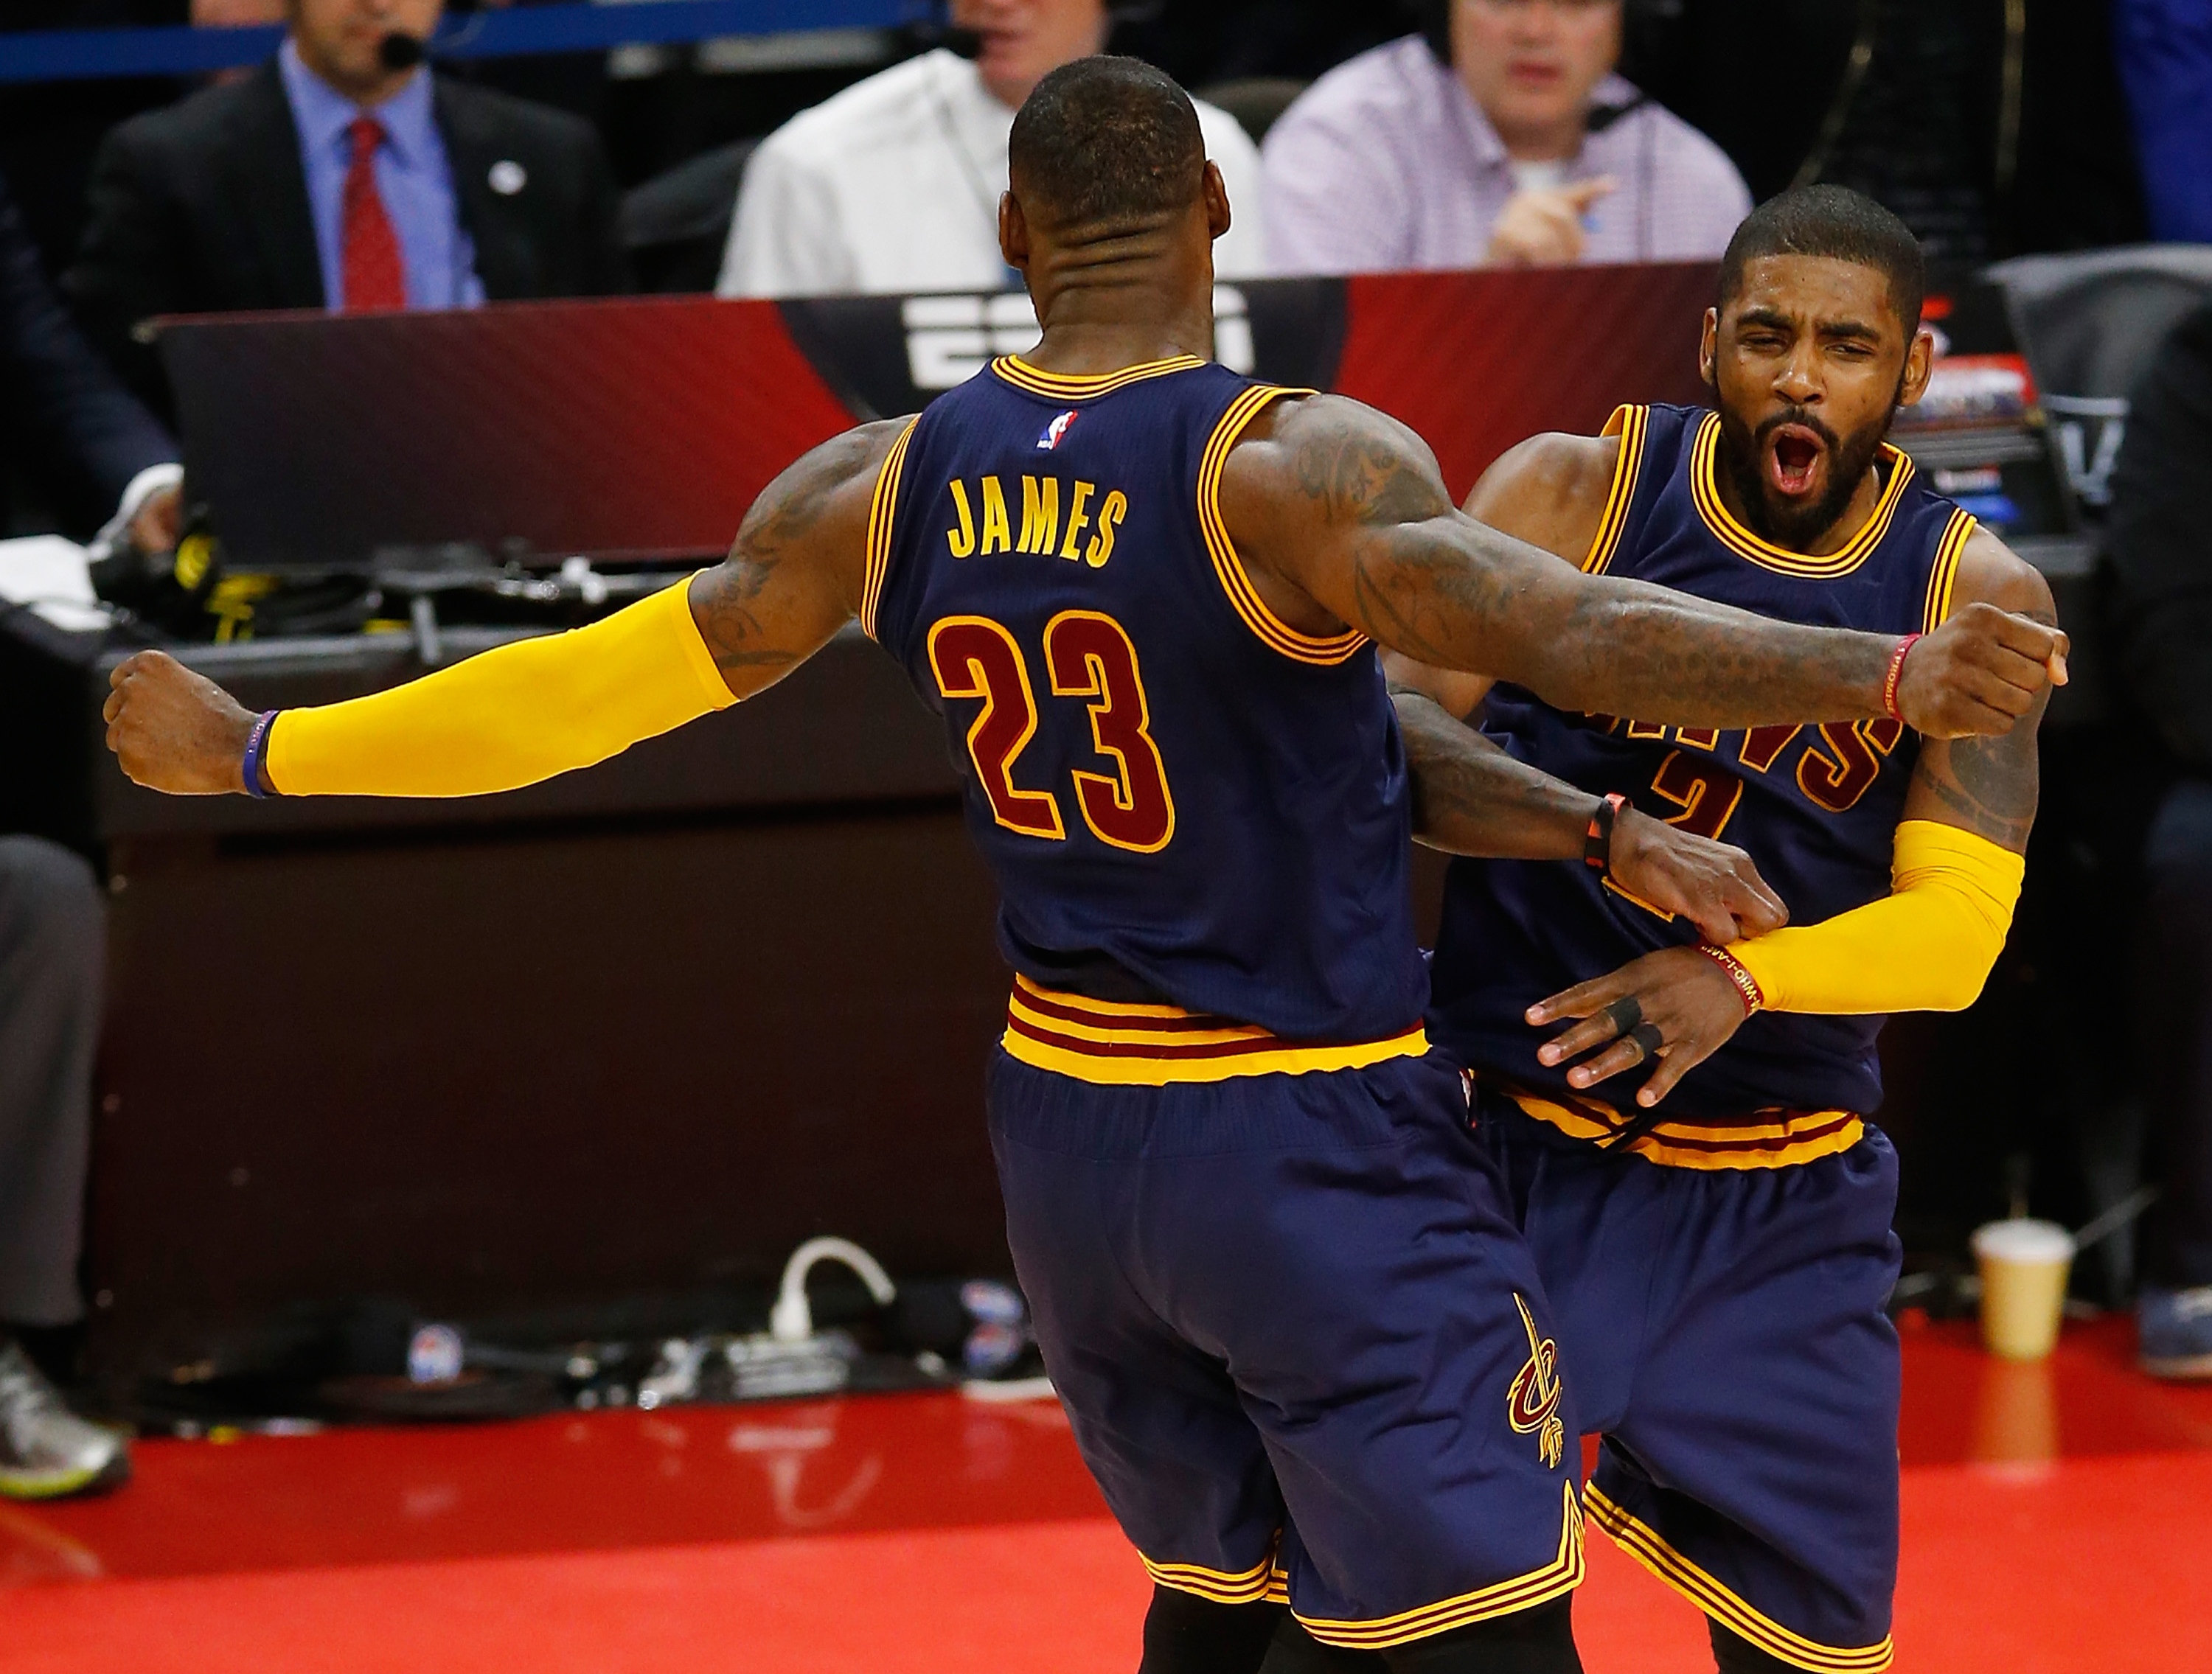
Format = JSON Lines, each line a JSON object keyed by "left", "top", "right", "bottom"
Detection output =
{"left": 1430, "top": 402, "right": 1978, "bottom": 1122}
{"left": 866, "top": 354, "right": 1426, "bottom": 1044}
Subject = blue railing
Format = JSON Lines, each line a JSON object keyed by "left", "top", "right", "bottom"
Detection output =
{"left": 0, "top": 0, "right": 931, "bottom": 86}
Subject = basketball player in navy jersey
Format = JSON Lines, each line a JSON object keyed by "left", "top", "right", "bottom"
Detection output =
{"left": 1275, "top": 188, "right": 2049, "bottom": 1674}
{"left": 104, "top": 66, "right": 2062, "bottom": 1673}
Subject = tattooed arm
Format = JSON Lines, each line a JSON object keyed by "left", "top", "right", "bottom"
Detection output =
{"left": 1523, "top": 528, "right": 2053, "bottom": 1107}
{"left": 1215, "top": 394, "right": 2066, "bottom": 737}
{"left": 1385, "top": 429, "right": 1787, "bottom": 941}
{"left": 1902, "top": 529, "right": 2054, "bottom": 851}
{"left": 1395, "top": 685, "right": 1788, "bottom": 942}
{"left": 104, "top": 422, "right": 902, "bottom": 795}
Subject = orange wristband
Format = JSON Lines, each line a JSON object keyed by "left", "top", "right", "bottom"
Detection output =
{"left": 1697, "top": 944, "right": 1764, "bottom": 1016}
{"left": 1882, "top": 633, "right": 1921, "bottom": 723}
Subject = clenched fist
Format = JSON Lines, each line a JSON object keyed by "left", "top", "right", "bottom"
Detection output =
{"left": 1605, "top": 806, "right": 1787, "bottom": 946}
{"left": 1893, "top": 601, "right": 2068, "bottom": 739}
{"left": 104, "top": 650, "right": 258, "bottom": 795}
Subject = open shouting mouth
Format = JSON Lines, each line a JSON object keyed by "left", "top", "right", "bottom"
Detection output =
{"left": 1765, "top": 422, "right": 1829, "bottom": 498}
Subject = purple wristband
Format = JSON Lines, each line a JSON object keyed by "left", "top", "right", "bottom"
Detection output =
{"left": 241, "top": 710, "right": 281, "bottom": 799}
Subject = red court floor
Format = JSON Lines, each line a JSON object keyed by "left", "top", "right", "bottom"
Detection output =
{"left": 2, "top": 1316, "right": 2206, "bottom": 1673}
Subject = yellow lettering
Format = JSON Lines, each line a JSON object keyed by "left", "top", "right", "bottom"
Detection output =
{"left": 1018, "top": 475, "right": 1060, "bottom": 556}
{"left": 1085, "top": 489, "right": 1127, "bottom": 569}
{"left": 1060, "top": 481, "right": 1096, "bottom": 561}
{"left": 980, "top": 475, "right": 1011, "bottom": 555}
{"left": 946, "top": 480, "right": 976, "bottom": 558}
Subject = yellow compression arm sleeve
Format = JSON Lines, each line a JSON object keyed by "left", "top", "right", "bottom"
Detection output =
{"left": 265, "top": 579, "right": 734, "bottom": 797}
{"left": 1728, "top": 820, "right": 2025, "bottom": 1015}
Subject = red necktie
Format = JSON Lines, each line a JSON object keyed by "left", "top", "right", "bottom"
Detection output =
{"left": 340, "top": 116, "right": 405, "bottom": 312}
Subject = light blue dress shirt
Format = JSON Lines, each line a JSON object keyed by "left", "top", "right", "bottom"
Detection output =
{"left": 278, "top": 40, "right": 486, "bottom": 311}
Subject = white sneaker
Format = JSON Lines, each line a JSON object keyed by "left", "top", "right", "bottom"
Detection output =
{"left": 0, "top": 1341, "right": 130, "bottom": 1499}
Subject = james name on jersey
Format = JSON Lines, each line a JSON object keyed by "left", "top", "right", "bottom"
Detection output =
{"left": 943, "top": 471, "right": 1130, "bottom": 568}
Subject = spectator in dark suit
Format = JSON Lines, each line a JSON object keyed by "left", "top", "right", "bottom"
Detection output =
{"left": 65, "top": 0, "right": 629, "bottom": 413}
{"left": 1, "top": 170, "right": 177, "bottom": 547}
{"left": 1, "top": 164, "right": 171, "bottom": 1502}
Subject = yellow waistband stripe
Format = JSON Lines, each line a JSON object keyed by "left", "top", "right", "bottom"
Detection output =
{"left": 1585, "top": 1485, "right": 1893, "bottom": 1673}
{"left": 1506, "top": 1089, "right": 1864, "bottom": 1171}
{"left": 1001, "top": 974, "right": 1425, "bottom": 1086}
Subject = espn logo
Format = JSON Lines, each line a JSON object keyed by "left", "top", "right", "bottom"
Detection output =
{"left": 902, "top": 285, "right": 1256, "bottom": 391}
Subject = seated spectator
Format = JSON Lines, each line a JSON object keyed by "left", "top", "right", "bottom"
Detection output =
{"left": 0, "top": 838, "right": 119, "bottom": 1499}
{"left": 1, "top": 167, "right": 178, "bottom": 550}
{"left": 1, "top": 163, "right": 180, "bottom": 1500}
{"left": 2107, "top": 298, "right": 2212, "bottom": 1380}
{"left": 716, "top": 0, "right": 1268, "bottom": 298}
{"left": 65, "top": 0, "right": 627, "bottom": 412}
{"left": 1261, "top": 0, "right": 1750, "bottom": 275}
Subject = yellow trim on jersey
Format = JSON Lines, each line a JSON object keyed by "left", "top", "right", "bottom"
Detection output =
{"left": 1688, "top": 411, "right": 1915, "bottom": 579}
{"left": 1582, "top": 404, "right": 1649, "bottom": 576}
{"left": 1197, "top": 383, "right": 1369, "bottom": 666}
{"left": 1002, "top": 974, "right": 1425, "bottom": 1086}
{"left": 1585, "top": 1485, "right": 1894, "bottom": 1673}
{"left": 1294, "top": 1482, "right": 1585, "bottom": 1650}
{"left": 858, "top": 416, "right": 919, "bottom": 641}
{"left": 1921, "top": 507, "right": 1977, "bottom": 633}
{"left": 990, "top": 354, "right": 1208, "bottom": 402}
{"left": 1506, "top": 1089, "right": 1865, "bottom": 1171}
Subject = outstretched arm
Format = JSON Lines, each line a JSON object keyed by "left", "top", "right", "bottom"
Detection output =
{"left": 1529, "top": 529, "right": 2054, "bottom": 1106}
{"left": 1394, "top": 686, "right": 1787, "bottom": 944}
{"left": 1217, "top": 394, "right": 2065, "bottom": 737}
{"left": 104, "top": 421, "right": 906, "bottom": 796}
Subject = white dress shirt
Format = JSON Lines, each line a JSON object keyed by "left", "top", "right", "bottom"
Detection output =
{"left": 717, "top": 50, "right": 1270, "bottom": 299}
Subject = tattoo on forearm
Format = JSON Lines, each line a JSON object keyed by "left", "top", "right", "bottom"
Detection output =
{"left": 1913, "top": 702, "right": 2042, "bottom": 847}
{"left": 1277, "top": 405, "right": 1895, "bottom": 727}
{"left": 1355, "top": 522, "right": 1895, "bottom": 727}
{"left": 1394, "top": 690, "right": 1587, "bottom": 859}
{"left": 1907, "top": 603, "right": 2051, "bottom": 849}
{"left": 691, "top": 424, "right": 888, "bottom": 680}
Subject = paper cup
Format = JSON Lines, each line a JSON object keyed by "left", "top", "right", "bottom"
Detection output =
{"left": 1971, "top": 1218, "right": 2075, "bottom": 1361}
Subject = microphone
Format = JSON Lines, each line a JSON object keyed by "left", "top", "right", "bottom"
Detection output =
{"left": 378, "top": 31, "right": 428, "bottom": 72}
{"left": 1585, "top": 94, "right": 1649, "bottom": 134}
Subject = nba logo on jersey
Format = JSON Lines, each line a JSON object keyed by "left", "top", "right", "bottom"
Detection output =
{"left": 1036, "top": 410, "right": 1079, "bottom": 450}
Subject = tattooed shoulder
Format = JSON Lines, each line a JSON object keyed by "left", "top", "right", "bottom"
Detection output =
{"left": 1268, "top": 394, "right": 1455, "bottom": 529}
{"left": 692, "top": 419, "right": 909, "bottom": 681}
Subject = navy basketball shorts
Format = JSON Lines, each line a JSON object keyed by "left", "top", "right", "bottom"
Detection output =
{"left": 1475, "top": 1088, "right": 1903, "bottom": 1673}
{"left": 987, "top": 1044, "right": 1583, "bottom": 1652}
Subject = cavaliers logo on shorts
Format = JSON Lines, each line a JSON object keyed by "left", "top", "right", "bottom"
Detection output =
{"left": 1508, "top": 1294, "right": 1565, "bottom": 1470}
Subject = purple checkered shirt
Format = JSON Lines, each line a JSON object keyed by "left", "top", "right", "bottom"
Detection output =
{"left": 1260, "top": 35, "right": 1753, "bottom": 275}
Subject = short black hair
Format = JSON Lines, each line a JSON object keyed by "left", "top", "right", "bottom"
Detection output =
{"left": 1009, "top": 56, "right": 1205, "bottom": 231}
{"left": 1718, "top": 185, "right": 1926, "bottom": 334}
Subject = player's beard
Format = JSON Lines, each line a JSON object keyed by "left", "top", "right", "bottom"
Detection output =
{"left": 1717, "top": 394, "right": 1897, "bottom": 551}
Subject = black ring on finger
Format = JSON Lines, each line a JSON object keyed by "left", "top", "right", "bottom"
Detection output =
{"left": 1599, "top": 995, "right": 1643, "bottom": 1038}
{"left": 1626, "top": 1022, "right": 1665, "bottom": 1061}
